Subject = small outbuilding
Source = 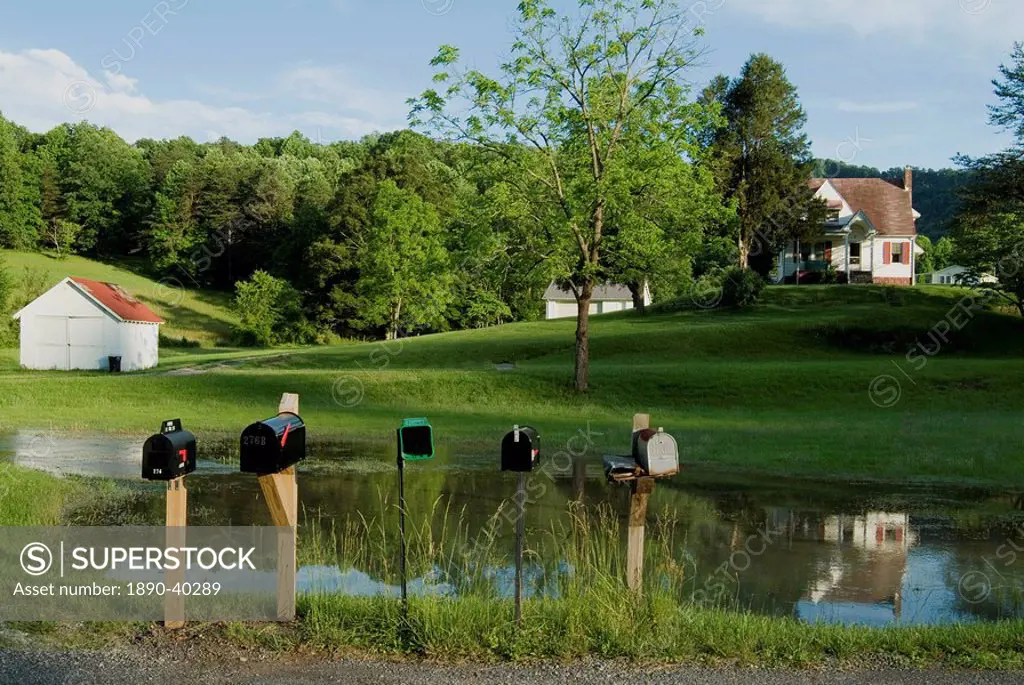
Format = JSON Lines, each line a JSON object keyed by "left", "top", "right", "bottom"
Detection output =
{"left": 920, "top": 265, "right": 997, "bottom": 286}
{"left": 543, "top": 282, "right": 652, "bottom": 320}
{"left": 12, "top": 277, "right": 164, "bottom": 372}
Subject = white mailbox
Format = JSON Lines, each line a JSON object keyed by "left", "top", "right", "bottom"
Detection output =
{"left": 632, "top": 428, "right": 679, "bottom": 477}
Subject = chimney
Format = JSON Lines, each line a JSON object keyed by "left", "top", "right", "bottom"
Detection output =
{"left": 903, "top": 166, "right": 913, "bottom": 201}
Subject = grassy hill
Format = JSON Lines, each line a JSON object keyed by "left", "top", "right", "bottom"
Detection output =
{"left": 0, "top": 273, "right": 1022, "bottom": 486}
{"left": 0, "top": 250, "right": 238, "bottom": 346}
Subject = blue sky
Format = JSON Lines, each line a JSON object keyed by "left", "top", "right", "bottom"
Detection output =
{"left": 0, "top": 0, "right": 1019, "bottom": 169}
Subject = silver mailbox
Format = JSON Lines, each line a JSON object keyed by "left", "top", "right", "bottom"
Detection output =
{"left": 632, "top": 428, "right": 678, "bottom": 477}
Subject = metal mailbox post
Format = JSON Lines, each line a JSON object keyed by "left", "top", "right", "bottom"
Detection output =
{"left": 239, "top": 393, "right": 303, "bottom": 621}
{"left": 142, "top": 418, "right": 197, "bottom": 629}
{"left": 501, "top": 424, "right": 540, "bottom": 625}
{"left": 396, "top": 418, "right": 434, "bottom": 618}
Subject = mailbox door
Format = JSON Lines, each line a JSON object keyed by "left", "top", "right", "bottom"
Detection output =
{"left": 240, "top": 422, "right": 281, "bottom": 474}
{"left": 400, "top": 424, "right": 433, "bottom": 461}
{"left": 641, "top": 434, "right": 678, "bottom": 476}
{"left": 501, "top": 433, "right": 530, "bottom": 472}
{"left": 501, "top": 428, "right": 538, "bottom": 472}
{"left": 142, "top": 434, "right": 175, "bottom": 481}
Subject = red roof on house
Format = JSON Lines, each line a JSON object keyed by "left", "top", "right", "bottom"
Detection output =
{"left": 811, "top": 177, "right": 917, "bottom": 237}
{"left": 70, "top": 277, "right": 164, "bottom": 324}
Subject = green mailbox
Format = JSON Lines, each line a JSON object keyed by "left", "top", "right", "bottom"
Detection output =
{"left": 396, "top": 416, "right": 434, "bottom": 612}
{"left": 398, "top": 417, "right": 434, "bottom": 462}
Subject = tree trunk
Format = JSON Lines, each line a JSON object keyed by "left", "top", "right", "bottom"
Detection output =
{"left": 387, "top": 299, "right": 402, "bottom": 341}
{"left": 574, "top": 283, "right": 593, "bottom": 393}
{"left": 738, "top": 231, "right": 749, "bottom": 269}
{"left": 628, "top": 282, "right": 646, "bottom": 315}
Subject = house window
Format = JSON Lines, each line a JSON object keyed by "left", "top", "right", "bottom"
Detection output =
{"left": 849, "top": 242, "right": 861, "bottom": 267}
{"left": 892, "top": 243, "right": 904, "bottom": 264}
{"left": 800, "top": 243, "right": 812, "bottom": 262}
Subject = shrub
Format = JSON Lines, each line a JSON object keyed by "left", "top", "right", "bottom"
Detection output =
{"left": 721, "top": 267, "right": 764, "bottom": 308}
{"left": 233, "top": 271, "right": 312, "bottom": 346}
{"left": 159, "top": 335, "right": 201, "bottom": 349}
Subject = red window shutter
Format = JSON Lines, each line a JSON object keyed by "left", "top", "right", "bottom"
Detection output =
{"left": 883, "top": 242, "right": 891, "bottom": 265}
{"left": 905, "top": 242, "right": 912, "bottom": 266}
{"left": 825, "top": 241, "right": 833, "bottom": 262}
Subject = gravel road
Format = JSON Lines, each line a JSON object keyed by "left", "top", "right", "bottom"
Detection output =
{"left": 1, "top": 647, "right": 1021, "bottom": 685}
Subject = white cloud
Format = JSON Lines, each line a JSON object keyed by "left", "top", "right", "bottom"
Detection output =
{"left": 0, "top": 48, "right": 400, "bottom": 143}
{"left": 727, "top": 0, "right": 1023, "bottom": 44}
{"left": 278, "top": 64, "right": 407, "bottom": 120}
{"left": 833, "top": 99, "right": 920, "bottom": 114}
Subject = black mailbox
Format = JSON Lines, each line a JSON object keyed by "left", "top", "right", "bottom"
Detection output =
{"left": 142, "top": 419, "right": 197, "bottom": 481}
{"left": 501, "top": 425, "right": 540, "bottom": 472}
{"left": 240, "top": 412, "right": 306, "bottom": 475}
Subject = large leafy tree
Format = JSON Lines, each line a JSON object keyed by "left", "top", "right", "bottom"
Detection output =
{"left": 411, "top": 0, "right": 710, "bottom": 391}
{"left": 702, "top": 54, "right": 826, "bottom": 275}
{"left": 44, "top": 123, "right": 150, "bottom": 255}
{"left": 953, "top": 43, "right": 1024, "bottom": 310}
{"left": 0, "top": 115, "right": 41, "bottom": 249}
{"left": 354, "top": 180, "right": 452, "bottom": 339}
{"left": 602, "top": 132, "right": 726, "bottom": 309}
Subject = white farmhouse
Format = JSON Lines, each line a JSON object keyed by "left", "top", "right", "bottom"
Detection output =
{"left": 12, "top": 277, "right": 164, "bottom": 371}
{"left": 776, "top": 168, "right": 923, "bottom": 286}
{"left": 543, "top": 283, "right": 651, "bottom": 320}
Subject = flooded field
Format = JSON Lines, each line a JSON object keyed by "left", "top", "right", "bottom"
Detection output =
{"left": 3, "top": 430, "right": 1023, "bottom": 626}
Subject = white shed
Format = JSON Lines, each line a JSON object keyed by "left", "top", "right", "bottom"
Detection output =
{"left": 12, "top": 277, "right": 164, "bottom": 371}
{"left": 921, "top": 265, "right": 997, "bottom": 286}
{"left": 543, "top": 282, "right": 652, "bottom": 320}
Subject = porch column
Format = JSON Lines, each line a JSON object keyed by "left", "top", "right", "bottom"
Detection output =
{"left": 795, "top": 239, "right": 800, "bottom": 286}
{"left": 911, "top": 239, "right": 916, "bottom": 287}
{"left": 845, "top": 234, "right": 851, "bottom": 284}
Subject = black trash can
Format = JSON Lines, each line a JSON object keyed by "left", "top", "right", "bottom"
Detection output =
{"left": 108, "top": 356, "right": 122, "bottom": 373}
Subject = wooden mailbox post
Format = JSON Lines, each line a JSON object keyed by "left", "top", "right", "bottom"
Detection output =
{"left": 604, "top": 413, "right": 679, "bottom": 594}
{"left": 257, "top": 393, "right": 300, "bottom": 621}
{"left": 627, "top": 413, "right": 654, "bottom": 593}
{"left": 164, "top": 478, "right": 187, "bottom": 629}
{"left": 142, "top": 418, "right": 197, "bottom": 629}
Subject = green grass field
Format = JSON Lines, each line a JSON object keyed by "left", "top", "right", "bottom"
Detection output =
{"left": 1, "top": 250, "right": 238, "bottom": 345}
{"left": 1, "top": 251, "right": 1023, "bottom": 486}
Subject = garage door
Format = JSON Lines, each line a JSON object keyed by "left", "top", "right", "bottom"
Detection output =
{"left": 69, "top": 317, "right": 105, "bottom": 370}
{"left": 34, "top": 315, "right": 69, "bottom": 370}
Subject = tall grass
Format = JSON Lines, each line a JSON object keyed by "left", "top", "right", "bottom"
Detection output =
{"left": 291, "top": 495, "right": 1024, "bottom": 666}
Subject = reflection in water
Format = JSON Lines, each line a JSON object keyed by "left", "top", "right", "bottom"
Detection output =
{"left": 2, "top": 431, "right": 1023, "bottom": 626}
{"left": 800, "top": 512, "right": 917, "bottom": 625}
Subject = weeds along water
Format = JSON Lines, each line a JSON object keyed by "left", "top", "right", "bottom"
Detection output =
{"left": 289, "top": 494, "right": 1024, "bottom": 664}
{"left": 299, "top": 490, "right": 707, "bottom": 619}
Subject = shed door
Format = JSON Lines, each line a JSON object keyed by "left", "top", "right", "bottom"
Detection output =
{"left": 34, "top": 315, "right": 70, "bottom": 371}
{"left": 68, "top": 316, "right": 105, "bottom": 370}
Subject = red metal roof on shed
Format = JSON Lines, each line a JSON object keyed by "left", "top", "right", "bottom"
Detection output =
{"left": 70, "top": 277, "right": 164, "bottom": 324}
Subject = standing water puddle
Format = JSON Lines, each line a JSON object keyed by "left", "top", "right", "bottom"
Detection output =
{"left": 2, "top": 430, "right": 1023, "bottom": 626}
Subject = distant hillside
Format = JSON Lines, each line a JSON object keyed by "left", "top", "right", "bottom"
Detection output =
{"left": 0, "top": 250, "right": 237, "bottom": 345}
{"left": 814, "top": 159, "right": 969, "bottom": 239}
